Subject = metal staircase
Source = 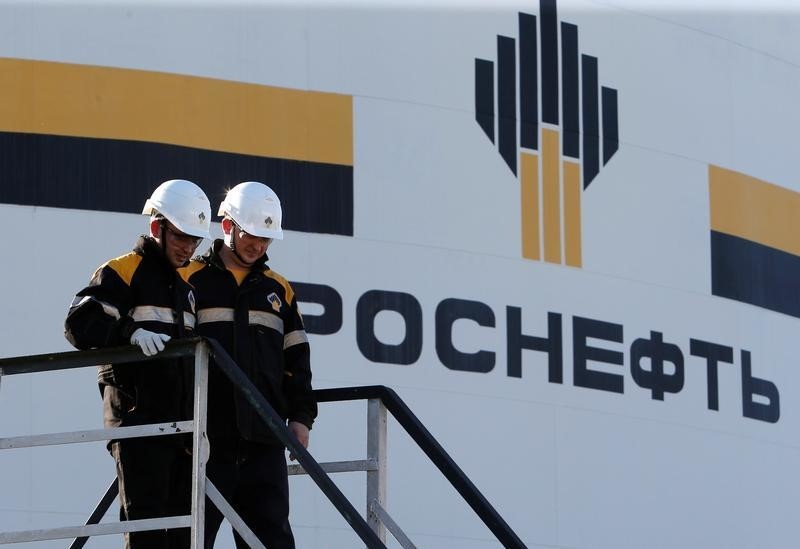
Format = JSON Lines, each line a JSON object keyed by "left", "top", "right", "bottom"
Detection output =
{"left": 0, "top": 338, "right": 526, "bottom": 548}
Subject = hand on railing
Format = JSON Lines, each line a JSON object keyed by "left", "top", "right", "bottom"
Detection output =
{"left": 287, "top": 421, "right": 309, "bottom": 461}
{"left": 130, "top": 328, "right": 171, "bottom": 356}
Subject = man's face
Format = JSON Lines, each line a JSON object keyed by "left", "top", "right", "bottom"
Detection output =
{"left": 158, "top": 221, "right": 203, "bottom": 268}
{"left": 232, "top": 225, "right": 272, "bottom": 265}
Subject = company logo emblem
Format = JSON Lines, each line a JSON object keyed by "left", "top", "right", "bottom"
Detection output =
{"left": 268, "top": 292, "right": 282, "bottom": 312}
{"left": 475, "top": 0, "right": 619, "bottom": 266}
{"left": 188, "top": 290, "right": 196, "bottom": 314}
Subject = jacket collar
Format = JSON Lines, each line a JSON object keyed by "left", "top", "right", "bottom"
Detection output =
{"left": 134, "top": 235, "right": 179, "bottom": 275}
{"left": 200, "top": 239, "right": 270, "bottom": 274}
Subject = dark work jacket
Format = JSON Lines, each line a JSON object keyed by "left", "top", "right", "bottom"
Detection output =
{"left": 181, "top": 240, "right": 316, "bottom": 446}
{"left": 65, "top": 236, "right": 196, "bottom": 437}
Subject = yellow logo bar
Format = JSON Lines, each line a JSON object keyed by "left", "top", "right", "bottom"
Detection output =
{"left": 709, "top": 164, "right": 800, "bottom": 255}
{"left": 0, "top": 58, "right": 353, "bottom": 166}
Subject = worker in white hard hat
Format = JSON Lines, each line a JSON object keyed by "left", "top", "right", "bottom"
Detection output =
{"left": 65, "top": 179, "right": 211, "bottom": 549}
{"left": 182, "top": 181, "right": 315, "bottom": 549}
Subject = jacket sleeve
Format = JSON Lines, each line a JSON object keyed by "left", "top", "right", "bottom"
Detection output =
{"left": 283, "top": 292, "right": 317, "bottom": 429}
{"left": 64, "top": 262, "right": 137, "bottom": 350}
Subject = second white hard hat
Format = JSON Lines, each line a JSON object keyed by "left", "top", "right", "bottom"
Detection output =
{"left": 218, "top": 181, "right": 284, "bottom": 240}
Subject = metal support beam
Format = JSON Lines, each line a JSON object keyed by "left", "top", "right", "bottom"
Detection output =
{"left": 369, "top": 500, "right": 416, "bottom": 549}
{"left": 190, "top": 341, "right": 210, "bottom": 549}
{"left": 0, "top": 516, "right": 190, "bottom": 544}
{"left": 0, "top": 421, "right": 194, "bottom": 450}
{"left": 367, "top": 399, "right": 387, "bottom": 544}
{"left": 287, "top": 459, "right": 378, "bottom": 476}
{"left": 206, "top": 480, "right": 266, "bottom": 549}
{"left": 69, "top": 478, "right": 119, "bottom": 549}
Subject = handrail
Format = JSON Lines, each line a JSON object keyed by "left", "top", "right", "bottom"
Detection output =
{"left": 202, "top": 338, "right": 385, "bottom": 548}
{"left": 313, "top": 386, "right": 527, "bottom": 549}
{"left": 0, "top": 339, "right": 198, "bottom": 376}
{"left": 1, "top": 341, "right": 526, "bottom": 548}
{"left": 0, "top": 338, "right": 385, "bottom": 549}
{"left": 0, "top": 340, "right": 204, "bottom": 546}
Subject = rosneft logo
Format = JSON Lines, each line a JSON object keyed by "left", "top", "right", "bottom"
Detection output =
{"left": 475, "top": 0, "right": 619, "bottom": 266}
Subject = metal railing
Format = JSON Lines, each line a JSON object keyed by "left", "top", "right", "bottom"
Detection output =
{"left": 310, "top": 386, "right": 527, "bottom": 549}
{"left": 0, "top": 337, "right": 526, "bottom": 548}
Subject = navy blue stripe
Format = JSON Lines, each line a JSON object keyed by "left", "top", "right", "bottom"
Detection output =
{"left": 540, "top": 0, "right": 559, "bottom": 125}
{"left": 0, "top": 132, "right": 353, "bottom": 236}
{"left": 711, "top": 230, "right": 800, "bottom": 318}
{"left": 498, "top": 35, "right": 517, "bottom": 175}
{"left": 602, "top": 86, "right": 619, "bottom": 165}
{"left": 475, "top": 59, "right": 495, "bottom": 143}
{"left": 581, "top": 54, "right": 599, "bottom": 188}
{"left": 561, "top": 22, "right": 580, "bottom": 159}
{"left": 519, "top": 13, "right": 538, "bottom": 151}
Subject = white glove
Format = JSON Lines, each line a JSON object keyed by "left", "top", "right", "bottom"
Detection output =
{"left": 130, "top": 328, "right": 171, "bottom": 356}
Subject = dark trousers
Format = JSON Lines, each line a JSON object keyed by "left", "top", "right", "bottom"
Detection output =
{"left": 111, "top": 437, "right": 192, "bottom": 549}
{"left": 204, "top": 441, "right": 295, "bottom": 549}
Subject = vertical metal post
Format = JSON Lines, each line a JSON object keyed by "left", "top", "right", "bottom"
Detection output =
{"left": 190, "top": 341, "right": 210, "bottom": 549}
{"left": 366, "top": 398, "right": 387, "bottom": 544}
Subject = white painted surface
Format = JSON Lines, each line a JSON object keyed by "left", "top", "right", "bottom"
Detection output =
{"left": 0, "top": 2, "right": 798, "bottom": 548}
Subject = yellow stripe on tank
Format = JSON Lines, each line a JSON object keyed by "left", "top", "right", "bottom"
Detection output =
{"left": 0, "top": 58, "right": 353, "bottom": 166}
{"left": 709, "top": 165, "right": 800, "bottom": 256}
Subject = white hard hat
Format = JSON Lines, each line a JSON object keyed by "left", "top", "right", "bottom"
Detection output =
{"left": 142, "top": 179, "right": 211, "bottom": 239}
{"left": 218, "top": 181, "right": 284, "bottom": 240}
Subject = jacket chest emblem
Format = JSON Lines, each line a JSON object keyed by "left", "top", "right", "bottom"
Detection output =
{"left": 188, "top": 290, "right": 196, "bottom": 314}
{"left": 267, "top": 292, "right": 282, "bottom": 312}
